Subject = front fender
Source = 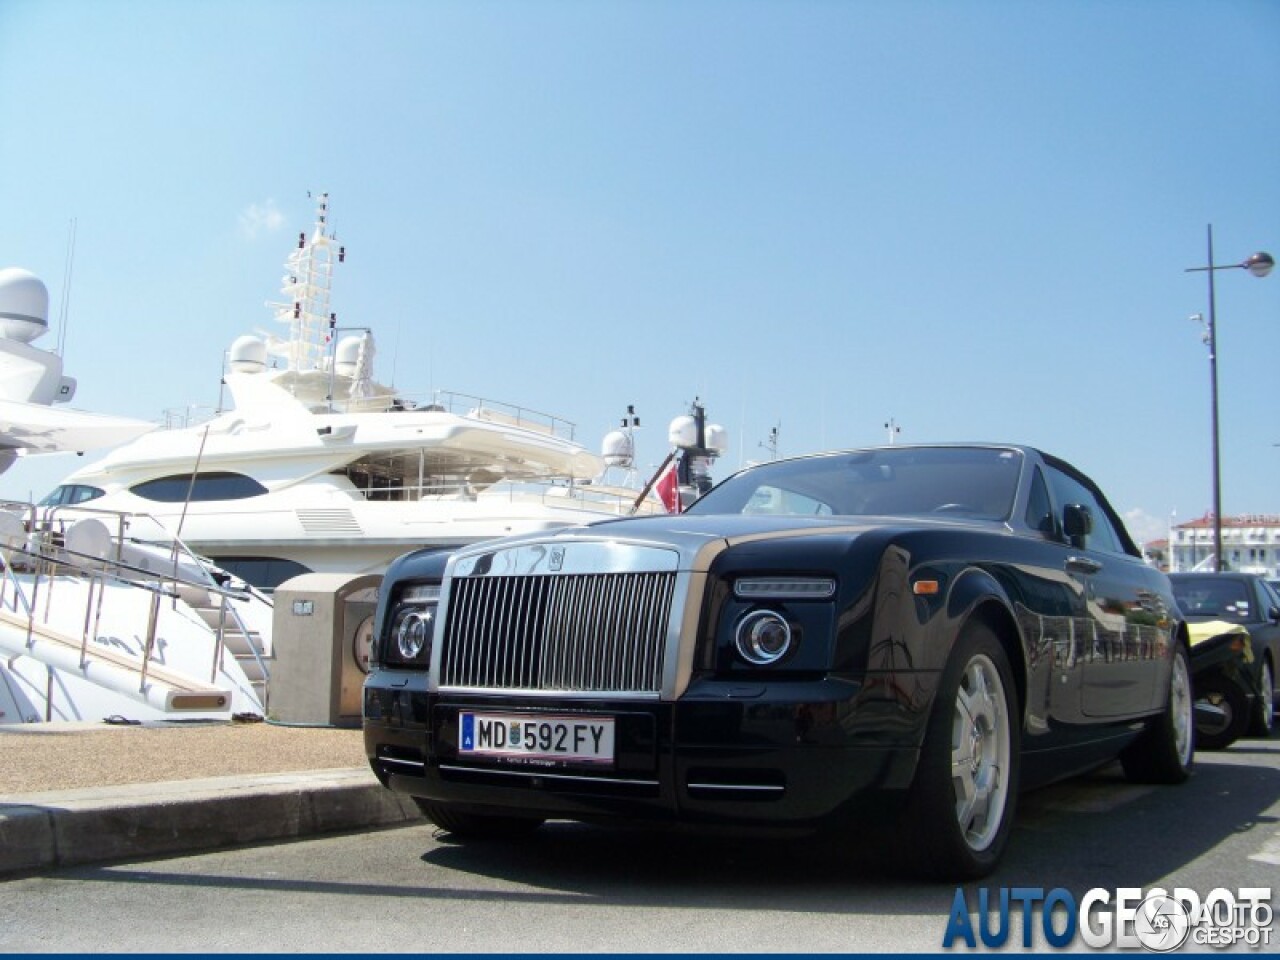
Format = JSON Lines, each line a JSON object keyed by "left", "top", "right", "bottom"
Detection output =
{"left": 944, "top": 565, "right": 1027, "bottom": 716}
{"left": 945, "top": 566, "right": 1016, "bottom": 625}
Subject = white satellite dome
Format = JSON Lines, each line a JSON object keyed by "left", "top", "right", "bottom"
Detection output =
{"left": 228, "top": 335, "right": 268, "bottom": 373}
{"left": 704, "top": 423, "right": 728, "bottom": 456}
{"left": 334, "top": 335, "right": 364, "bottom": 377}
{"left": 668, "top": 415, "right": 697, "bottom": 449}
{"left": 0, "top": 267, "right": 50, "bottom": 343}
{"left": 669, "top": 415, "right": 727, "bottom": 453}
{"left": 601, "top": 429, "right": 635, "bottom": 468}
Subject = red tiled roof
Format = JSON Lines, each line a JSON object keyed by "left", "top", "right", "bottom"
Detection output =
{"left": 1174, "top": 513, "right": 1280, "bottom": 530}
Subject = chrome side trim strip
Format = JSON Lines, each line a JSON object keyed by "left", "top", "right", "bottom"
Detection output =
{"left": 436, "top": 685, "right": 659, "bottom": 700}
{"left": 378, "top": 757, "right": 426, "bottom": 772}
{"left": 686, "top": 782, "right": 785, "bottom": 793}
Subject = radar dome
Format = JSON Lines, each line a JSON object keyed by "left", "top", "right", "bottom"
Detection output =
{"left": 335, "top": 335, "right": 363, "bottom": 377}
{"left": 601, "top": 429, "right": 635, "bottom": 468}
{"left": 668, "top": 415, "right": 697, "bottom": 449}
{"left": 0, "top": 267, "right": 50, "bottom": 343}
{"left": 228, "top": 335, "right": 268, "bottom": 373}
{"left": 704, "top": 423, "right": 728, "bottom": 456}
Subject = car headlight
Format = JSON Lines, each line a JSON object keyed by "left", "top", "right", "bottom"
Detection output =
{"left": 395, "top": 609, "right": 433, "bottom": 660}
{"left": 734, "top": 609, "right": 794, "bottom": 665}
{"left": 385, "top": 583, "right": 440, "bottom": 667}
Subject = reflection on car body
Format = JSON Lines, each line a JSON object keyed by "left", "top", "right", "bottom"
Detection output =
{"left": 363, "top": 444, "right": 1194, "bottom": 880}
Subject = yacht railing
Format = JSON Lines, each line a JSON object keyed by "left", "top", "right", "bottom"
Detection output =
{"left": 165, "top": 387, "right": 580, "bottom": 443}
{"left": 0, "top": 501, "right": 271, "bottom": 719}
{"left": 337, "top": 477, "right": 658, "bottom": 515}
{"left": 429, "top": 391, "right": 578, "bottom": 442}
{"left": 322, "top": 388, "right": 581, "bottom": 441}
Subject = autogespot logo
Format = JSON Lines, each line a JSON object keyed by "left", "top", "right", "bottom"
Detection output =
{"left": 942, "top": 886, "right": 1273, "bottom": 951}
{"left": 1133, "top": 894, "right": 1191, "bottom": 952}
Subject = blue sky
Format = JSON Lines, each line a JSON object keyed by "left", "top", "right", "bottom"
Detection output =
{"left": 1, "top": 0, "right": 1277, "bottom": 547}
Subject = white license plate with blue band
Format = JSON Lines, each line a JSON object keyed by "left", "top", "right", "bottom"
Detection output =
{"left": 459, "top": 712, "right": 616, "bottom": 765}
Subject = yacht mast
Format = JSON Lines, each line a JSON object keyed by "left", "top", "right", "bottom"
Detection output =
{"left": 269, "top": 192, "right": 345, "bottom": 374}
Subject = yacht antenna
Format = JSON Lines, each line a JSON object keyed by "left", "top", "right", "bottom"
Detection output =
{"left": 622, "top": 404, "right": 641, "bottom": 486}
{"left": 56, "top": 217, "right": 77, "bottom": 357}
{"left": 759, "top": 423, "right": 780, "bottom": 460}
{"left": 217, "top": 355, "right": 226, "bottom": 413}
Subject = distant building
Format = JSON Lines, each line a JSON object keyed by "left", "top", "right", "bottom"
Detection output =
{"left": 1162, "top": 513, "right": 1280, "bottom": 576}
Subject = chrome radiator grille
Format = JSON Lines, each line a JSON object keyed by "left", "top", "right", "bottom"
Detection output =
{"left": 439, "top": 572, "right": 676, "bottom": 694}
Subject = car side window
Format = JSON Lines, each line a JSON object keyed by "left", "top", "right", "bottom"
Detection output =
{"left": 1045, "top": 465, "right": 1125, "bottom": 555}
{"left": 1024, "top": 467, "right": 1055, "bottom": 537}
{"left": 1256, "top": 578, "right": 1280, "bottom": 616}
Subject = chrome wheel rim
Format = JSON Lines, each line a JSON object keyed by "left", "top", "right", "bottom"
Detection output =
{"left": 951, "top": 653, "right": 1011, "bottom": 852}
{"left": 1197, "top": 692, "right": 1233, "bottom": 737}
{"left": 1171, "top": 653, "right": 1193, "bottom": 763}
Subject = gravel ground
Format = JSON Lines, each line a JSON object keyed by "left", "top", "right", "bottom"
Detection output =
{"left": 0, "top": 720, "right": 366, "bottom": 795}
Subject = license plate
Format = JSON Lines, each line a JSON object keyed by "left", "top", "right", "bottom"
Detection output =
{"left": 459, "top": 712, "right": 615, "bottom": 766}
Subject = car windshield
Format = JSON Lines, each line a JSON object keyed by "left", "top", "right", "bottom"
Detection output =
{"left": 1170, "top": 576, "right": 1253, "bottom": 623}
{"left": 687, "top": 446, "right": 1023, "bottom": 520}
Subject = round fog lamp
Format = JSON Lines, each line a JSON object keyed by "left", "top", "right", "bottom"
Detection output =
{"left": 735, "top": 610, "right": 793, "bottom": 665}
{"left": 396, "top": 610, "right": 432, "bottom": 660}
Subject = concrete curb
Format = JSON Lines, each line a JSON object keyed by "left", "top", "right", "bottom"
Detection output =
{"left": 0, "top": 767, "right": 424, "bottom": 876}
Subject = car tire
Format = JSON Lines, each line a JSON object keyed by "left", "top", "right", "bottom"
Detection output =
{"left": 1248, "top": 659, "right": 1275, "bottom": 738}
{"left": 897, "top": 621, "right": 1020, "bottom": 881}
{"left": 413, "top": 799, "right": 545, "bottom": 838}
{"left": 1190, "top": 674, "right": 1248, "bottom": 751}
{"left": 1121, "top": 643, "right": 1194, "bottom": 782}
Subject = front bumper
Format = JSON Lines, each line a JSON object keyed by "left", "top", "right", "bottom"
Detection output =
{"left": 363, "top": 669, "right": 926, "bottom": 832}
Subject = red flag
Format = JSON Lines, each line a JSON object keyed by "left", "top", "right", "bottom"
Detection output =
{"left": 655, "top": 462, "right": 681, "bottom": 514}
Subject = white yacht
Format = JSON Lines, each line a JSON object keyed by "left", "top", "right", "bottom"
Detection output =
{"left": 40, "top": 195, "right": 674, "bottom": 592}
{"left": 0, "top": 267, "right": 269, "bottom": 725}
{"left": 0, "top": 266, "right": 155, "bottom": 470}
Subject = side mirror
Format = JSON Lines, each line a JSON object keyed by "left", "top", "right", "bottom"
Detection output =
{"left": 1270, "top": 605, "right": 1280, "bottom": 624}
{"left": 1063, "top": 503, "right": 1092, "bottom": 549}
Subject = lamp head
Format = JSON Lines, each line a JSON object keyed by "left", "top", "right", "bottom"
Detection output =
{"left": 1245, "top": 251, "right": 1274, "bottom": 278}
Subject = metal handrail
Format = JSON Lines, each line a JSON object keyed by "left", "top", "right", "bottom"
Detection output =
{"left": 0, "top": 502, "right": 272, "bottom": 716}
{"left": 159, "top": 384, "right": 583, "bottom": 443}
{"left": 38, "top": 505, "right": 273, "bottom": 697}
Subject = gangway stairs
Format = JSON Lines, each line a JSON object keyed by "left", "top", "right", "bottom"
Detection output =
{"left": 178, "top": 584, "right": 272, "bottom": 711}
{"left": 0, "top": 503, "right": 269, "bottom": 724}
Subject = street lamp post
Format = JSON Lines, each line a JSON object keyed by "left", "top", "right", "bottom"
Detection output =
{"left": 1184, "top": 225, "right": 1273, "bottom": 572}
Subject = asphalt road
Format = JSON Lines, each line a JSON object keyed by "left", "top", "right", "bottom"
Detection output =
{"left": 3, "top": 738, "right": 1278, "bottom": 954}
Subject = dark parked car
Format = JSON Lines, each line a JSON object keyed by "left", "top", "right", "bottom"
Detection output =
{"left": 1169, "top": 572, "right": 1279, "bottom": 748}
{"left": 364, "top": 444, "right": 1193, "bottom": 880}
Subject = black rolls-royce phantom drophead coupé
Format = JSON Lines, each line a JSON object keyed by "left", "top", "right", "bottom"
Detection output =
{"left": 363, "top": 444, "right": 1192, "bottom": 879}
